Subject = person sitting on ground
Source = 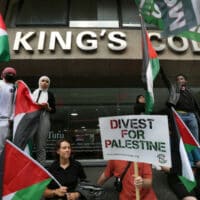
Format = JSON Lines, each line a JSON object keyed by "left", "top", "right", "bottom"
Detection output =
{"left": 43, "top": 139, "right": 87, "bottom": 200}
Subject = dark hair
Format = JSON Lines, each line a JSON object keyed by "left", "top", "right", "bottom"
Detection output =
{"left": 54, "top": 138, "right": 73, "bottom": 160}
{"left": 55, "top": 138, "right": 72, "bottom": 151}
{"left": 176, "top": 74, "right": 188, "bottom": 80}
{"left": 136, "top": 95, "right": 145, "bottom": 103}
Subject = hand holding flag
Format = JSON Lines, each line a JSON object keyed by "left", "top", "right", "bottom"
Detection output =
{"left": 13, "top": 80, "right": 42, "bottom": 150}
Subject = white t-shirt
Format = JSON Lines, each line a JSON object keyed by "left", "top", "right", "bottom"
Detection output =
{"left": 0, "top": 80, "right": 15, "bottom": 119}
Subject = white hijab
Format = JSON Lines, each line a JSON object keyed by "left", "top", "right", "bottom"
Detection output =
{"left": 32, "top": 76, "right": 50, "bottom": 103}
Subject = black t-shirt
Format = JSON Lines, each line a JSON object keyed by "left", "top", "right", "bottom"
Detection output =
{"left": 134, "top": 103, "right": 145, "bottom": 114}
{"left": 46, "top": 159, "right": 86, "bottom": 199}
{"left": 175, "top": 89, "right": 196, "bottom": 112}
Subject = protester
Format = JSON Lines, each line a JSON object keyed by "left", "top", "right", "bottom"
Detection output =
{"left": 43, "top": 139, "right": 87, "bottom": 200}
{"left": 32, "top": 75, "right": 56, "bottom": 165}
{"left": 0, "top": 67, "right": 16, "bottom": 154}
{"left": 168, "top": 74, "right": 200, "bottom": 141}
{"left": 161, "top": 70, "right": 200, "bottom": 168}
{"left": 134, "top": 94, "right": 145, "bottom": 114}
{"left": 97, "top": 160, "right": 157, "bottom": 200}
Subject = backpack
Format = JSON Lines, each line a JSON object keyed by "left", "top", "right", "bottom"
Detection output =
{"left": 76, "top": 181, "right": 105, "bottom": 200}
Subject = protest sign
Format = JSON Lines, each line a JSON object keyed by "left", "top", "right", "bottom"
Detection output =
{"left": 99, "top": 115, "right": 171, "bottom": 167}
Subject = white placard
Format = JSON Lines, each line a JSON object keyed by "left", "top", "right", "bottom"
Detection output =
{"left": 99, "top": 115, "right": 171, "bottom": 167}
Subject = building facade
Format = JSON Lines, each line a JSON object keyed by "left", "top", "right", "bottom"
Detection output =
{"left": 1, "top": 0, "right": 200, "bottom": 163}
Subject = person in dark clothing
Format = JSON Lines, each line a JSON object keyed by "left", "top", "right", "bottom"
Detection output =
{"left": 160, "top": 70, "right": 200, "bottom": 168}
{"left": 168, "top": 74, "right": 200, "bottom": 141}
{"left": 32, "top": 75, "right": 56, "bottom": 165}
{"left": 44, "top": 139, "right": 86, "bottom": 200}
{"left": 134, "top": 95, "right": 145, "bottom": 114}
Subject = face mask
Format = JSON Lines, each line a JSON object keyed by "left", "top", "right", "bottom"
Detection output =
{"left": 4, "top": 74, "right": 16, "bottom": 83}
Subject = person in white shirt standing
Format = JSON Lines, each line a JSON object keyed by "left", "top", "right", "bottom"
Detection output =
{"left": 32, "top": 76, "right": 56, "bottom": 166}
{"left": 0, "top": 67, "right": 16, "bottom": 154}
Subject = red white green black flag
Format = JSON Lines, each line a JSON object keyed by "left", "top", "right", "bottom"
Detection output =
{"left": 2, "top": 140, "right": 52, "bottom": 200}
{"left": 0, "top": 14, "right": 10, "bottom": 62}
{"left": 140, "top": 15, "right": 160, "bottom": 114}
{"left": 172, "top": 108, "right": 198, "bottom": 192}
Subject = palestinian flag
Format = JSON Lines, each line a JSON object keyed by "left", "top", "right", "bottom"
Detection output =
{"left": 140, "top": 15, "right": 160, "bottom": 114}
{"left": 13, "top": 80, "right": 41, "bottom": 150}
{"left": 172, "top": 107, "right": 198, "bottom": 192}
{"left": 0, "top": 14, "right": 10, "bottom": 62}
{"left": 2, "top": 140, "right": 52, "bottom": 200}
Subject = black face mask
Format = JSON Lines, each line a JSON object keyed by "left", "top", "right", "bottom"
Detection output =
{"left": 4, "top": 74, "right": 16, "bottom": 83}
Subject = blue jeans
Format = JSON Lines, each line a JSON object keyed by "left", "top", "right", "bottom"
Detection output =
{"left": 178, "top": 112, "right": 199, "bottom": 141}
{"left": 178, "top": 112, "right": 200, "bottom": 166}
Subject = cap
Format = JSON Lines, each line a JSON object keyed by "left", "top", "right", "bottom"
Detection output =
{"left": 1, "top": 67, "right": 16, "bottom": 78}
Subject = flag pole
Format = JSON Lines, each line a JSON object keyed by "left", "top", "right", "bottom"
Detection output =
{"left": 134, "top": 162, "right": 140, "bottom": 200}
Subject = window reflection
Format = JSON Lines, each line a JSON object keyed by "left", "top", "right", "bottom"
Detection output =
{"left": 32, "top": 88, "right": 139, "bottom": 160}
{"left": 16, "top": 0, "right": 68, "bottom": 26}
{"left": 69, "top": 0, "right": 119, "bottom": 27}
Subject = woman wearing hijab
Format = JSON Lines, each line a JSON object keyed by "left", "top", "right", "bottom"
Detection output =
{"left": 32, "top": 75, "right": 56, "bottom": 165}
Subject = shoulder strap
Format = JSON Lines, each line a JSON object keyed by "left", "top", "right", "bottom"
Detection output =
{"left": 120, "top": 162, "right": 131, "bottom": 181}
{"left": 36, "top": 90, "right": 42, "bottom": 103}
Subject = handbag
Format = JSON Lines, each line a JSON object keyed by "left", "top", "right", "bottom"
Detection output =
{"left": 114, "top": 162, "right": 131, "bottom": 192}
{"left": 77, "top": 181, "right": 105, "bottom": 200}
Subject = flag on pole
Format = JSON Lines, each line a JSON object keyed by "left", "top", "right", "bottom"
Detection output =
{"left": 1, "top": 140, "right": 53, "bottom": 200}
{"left": 13, "top": 80, "right": 41, "bottom": 150}
{"left": 172, "top": 108, "right": 198, "bottom": 192}
{"left": 140, "top": 15, "right": 160, "bottom": 114}
{"left": 0, "top": 14, "right": 10, "bottom": 62}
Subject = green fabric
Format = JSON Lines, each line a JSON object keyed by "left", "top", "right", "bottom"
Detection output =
{"left": 12, "top": 178, "right": 51, "bottom": 200}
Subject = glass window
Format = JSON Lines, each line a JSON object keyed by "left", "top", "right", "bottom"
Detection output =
{"left": 32, "top": 88, "right": 141, "bottom": 160}
{"left": 69, "top": 0, "right": 119, "bottom": 28}
{"left": 120, "top": 0, "right": 140, "bottom": 27}
{"left": 15, "top": 0, "right": 68, "bottom": 26}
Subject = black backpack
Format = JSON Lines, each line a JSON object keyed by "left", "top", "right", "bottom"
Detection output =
{"left": 76, "top": 181, "right": 105, "bottom": 200}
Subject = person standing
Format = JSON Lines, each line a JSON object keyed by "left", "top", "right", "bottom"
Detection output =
{"left": 168, "top": 74, "right": 200, "bottom": 140}
{"left": 0, "top": 67, "right": 16, "bottom": 154}
{"left": 32, "top": 75, "right": 56, "bottom": 165}
{"left": 97, "top": 160, "right": 157, "bottom": 200}
{"left": 160, "top": 68, "right": 200, "bottom": 167}
{"left": 134, "top": 94, "right": 146, "bottom": 114}
{"left": 167, "top": 74, "right": 200, "bottom": 167}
